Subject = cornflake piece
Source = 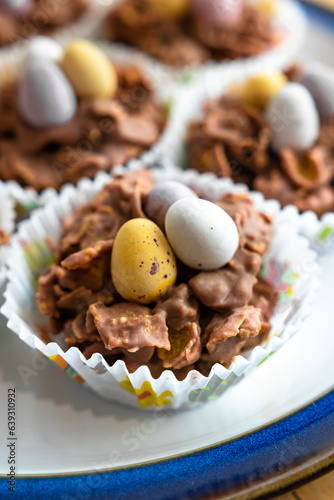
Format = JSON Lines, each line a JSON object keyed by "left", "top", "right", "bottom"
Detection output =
{"left": 154, "top": 284, "right": 199, "bottom": 330}
{"left": 89, "top": 302, "right": 170, "bottom": 351}
{"left": 280, "top": 146, "right": 334, "bottom": 190}
{"left": 206, "top": 306, "right": 262, "bottom": 364}
{"left": 36, "top": 265, "right": 59, "bottom": 318}
{"left": 189, "top": 248, "right": 261, "bottom": 311}
{"left": 119, "top": 346, "right": 155, "bottom": 364}
{"left": 96, "top": 169, "right": 155, "bottom": 218}
{"left": 217, "top": 193, "right": 272, "bottom": 255}
{"left": 61, "top": 239, "right": 114, "bottom": 270}
{"left": 157, "top": 323, "right": 201, "bottom": 369}
{"left": 64, "top": 314, "right": 100, "bottom": 346}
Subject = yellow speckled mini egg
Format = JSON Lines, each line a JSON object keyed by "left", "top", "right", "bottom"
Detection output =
{"left": 241, "top": 72, "right": 287, "bottom": 109}
{"left": 60, "top": 39, "right": 118, "bottom": 99}
{"left": 111, "top": 218, "right": 177, "bottom": 304}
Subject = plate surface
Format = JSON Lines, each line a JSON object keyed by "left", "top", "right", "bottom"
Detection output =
{"left": 1, "top": 2, "right": 334, "bottom": 499}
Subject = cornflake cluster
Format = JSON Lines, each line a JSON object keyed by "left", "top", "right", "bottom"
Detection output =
{"left": 106, "top": 0, "right": 277, "bottom": 67}
{"left": 0, "top": 65, "right": 165, "bottom": 192}
{"left": 186, "top": 68, "right": 334, "bottom": 217}
{"left": 37, "top": 170, "right": 277, "bottom": 380}
{"left": 0, "top": 0, "right": 88, "bottom": 47}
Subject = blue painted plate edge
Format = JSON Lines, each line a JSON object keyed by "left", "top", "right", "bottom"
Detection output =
{"left": 0, "top": 389, "right": 333, "bottom": 500}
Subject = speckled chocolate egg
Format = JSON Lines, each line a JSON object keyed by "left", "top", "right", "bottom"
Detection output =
{"left": 242, "top": 72, "right": 287, "bottom": 109}
{"left": 191, "top": 0, "right": 242, "bottom": 29}
{"left": 145, "top": 181, "right": 198, "bottom": 231}
{"left": 60, "top": 39, "right": 118, "bottom": 99}
{"left": 265, "top": 82, "right": 320, "bottom": 153}
{"left": 17, "top": 58, "right": 77, "bottom": 128}
{"left": 0, "top": 0, "right": 32, "bottom": 15}
{"left": 147, "top": 0, "right": 189, "bottom": 19}
{"left": 300, "top": 63, "right": 334, "bottom": 120}
{"left": 25, "top": 36, "right": 64, "bottom": 63}
{"left": 111, "top": 218, "right": 177, "bottom": 304}
{"left": 165, "top": 198, "right": 239, "bottom": 271}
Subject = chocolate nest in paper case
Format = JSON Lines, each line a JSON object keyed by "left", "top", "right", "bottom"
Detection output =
{"left": 36, "top": 169, "right": 278, "bottom": 381}
{"left": 106, "top": 0, "right": 279, "bottom": 67}
{"left": 185, "top": 68, "right": 334, "bottom": 217}
{"left": 0, "top": 65, "right": 166, "bottom": 192}
{"left": 0, "top": 0, "right": 88, "bottom": 47}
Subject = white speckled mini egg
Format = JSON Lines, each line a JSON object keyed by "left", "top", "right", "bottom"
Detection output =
{"left": 25, "top": 36, "right": 64, "bottom": 63}
{"left": 165, "top": 198, "right": 239, "bottom": 271}
{"left": 145, "top": 181, "right": 198, "bottom": 231}
{"left": 265, "top": 82, "right": 320, "bottom": 153}
{"left": 300, "top": 63, "right": 334, "bottom": 120}
{"left": 17, "top": 58, "right": 77, "bottom": 128}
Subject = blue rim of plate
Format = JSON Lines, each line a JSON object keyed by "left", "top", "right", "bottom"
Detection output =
{"left": 1, "top": 2, "right": 334, "bottom": 499}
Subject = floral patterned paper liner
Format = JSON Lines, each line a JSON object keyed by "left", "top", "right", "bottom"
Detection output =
{"left": 1, "top": 168, "right": 320, "bottom": 410}
{"left": 0, "top": 182, "right": 16, "bottom": 287}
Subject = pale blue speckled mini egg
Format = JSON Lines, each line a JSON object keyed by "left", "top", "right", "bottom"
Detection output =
{"left": 0, "top": 0, "right": 32, "bottom": 15}
{"left": 145, "top": 181, "right": 197, "bottom": 231}
{"left": 191, "top": 0, "right": 242, "bottom": 29}
{"left": 17, "top": 58, "right": 77, "bottom": 129}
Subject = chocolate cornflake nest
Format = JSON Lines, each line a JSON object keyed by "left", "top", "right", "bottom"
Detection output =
{"left": 0, "top": 0, "right": 88, "bottom": 47}
{"left": 36, "top": 169, "right": 278, "bottom": 381}
{"left": 0, "top": 65, "right": 166, "bottom": 192}
{"left": 105, "top": 0, "right": 278, "bottom": 67}
{"left": 186, "top": 91, "right": 334, "bottom": 217}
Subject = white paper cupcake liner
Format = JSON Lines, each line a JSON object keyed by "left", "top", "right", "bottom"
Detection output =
{"left": 0, "top": 182, "right": 16, "bottom": 289}
{"left": 1, "top": 168, "right": 320, "bottom": 410}
{"left": 99, "top": 0, "right": 307, "bottom": 87}
{"left": 274, "top": 205, "right": 334, "bottom": 256}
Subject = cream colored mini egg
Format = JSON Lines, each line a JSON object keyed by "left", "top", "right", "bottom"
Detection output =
{"left": 165, "top": 198, "right": 239, "bottom": 271}
{"left": 60, "top": 39, "right": 118, "bottom": 99}
{"left": 242, "top": 72, "right": 287, "bottom": 109}
{"left": 111, "top": 218, "right": 177, "bottom": 304}
{"left": 266, "top": 82, "right": 320, "bottom": 153}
